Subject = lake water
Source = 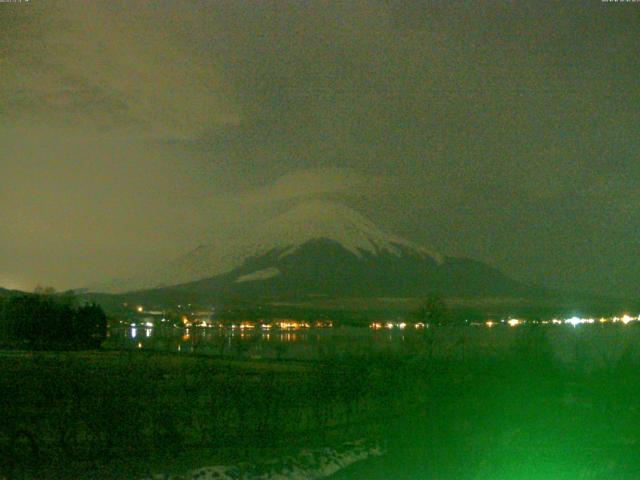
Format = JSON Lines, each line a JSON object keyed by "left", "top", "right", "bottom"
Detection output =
{"left": 104, "top": 322, "right": 640, "bottom": 366}
{"left": 105, "top": 324, "right": 416, "bottom": 360}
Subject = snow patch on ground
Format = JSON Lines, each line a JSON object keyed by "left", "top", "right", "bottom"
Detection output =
{"left": 141, "top": 438, "right": 384, "bottom": 480}
{"left": 236, "top": 267, "right": 281, "bottom": 283}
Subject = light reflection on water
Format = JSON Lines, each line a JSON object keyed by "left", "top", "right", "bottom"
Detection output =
{"left": 104, "top": 323, "right": 427, "bottom": 361}
{"left": 281, "top": 332, "right": 298, "bottom": 342}
{"left": 102, "top": 322, "right": 640, "bottom": 365}
{"left": 105, "top": 325, "right": 398, "bottom": 358}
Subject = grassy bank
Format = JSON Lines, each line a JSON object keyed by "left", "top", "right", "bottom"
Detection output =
{"left": 3, "top": 326, "right": 640, "bottom": 479}
{"left": 0, "top": 349, "right": 409, "bottom": 479}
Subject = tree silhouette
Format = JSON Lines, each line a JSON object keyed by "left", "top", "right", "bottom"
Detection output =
{"left": 0, "top": 291, "right": 107, "bottom": 349}
{"left": 414, "top": 294, "right": 449, "bottom": 326}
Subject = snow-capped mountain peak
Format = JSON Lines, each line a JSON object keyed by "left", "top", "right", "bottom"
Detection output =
{"left": 254, "top": 200, "right": 440, "bottom": 260}
{"left": 89, "top": 200, "right": 442, "bottom": 293}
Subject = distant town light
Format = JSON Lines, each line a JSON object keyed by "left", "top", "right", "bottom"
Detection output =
{"left": 485, "top": 321, "right": 495, "bottom": 328}
{"left": 564, "top": 316, "right": 594, "bottom": 327}
{"left": 136, "top": 306, "right": 144, "bottom": 313}
{"left": 621, "top": 315, "right": 634, "bottom": 325}
{"left": 566, "top": 317, "right": 582, "bottom": 327}
{"left": 507, "top": 319, "right": 521, "bottom": 327}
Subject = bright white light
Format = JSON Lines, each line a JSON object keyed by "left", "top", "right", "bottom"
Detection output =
{"left": 507, "top": 319, "right": 521, "bottom": 327}
{"left": 565, "top": 316, "right": 582, "bottom": 327}
{"left": 621, "top": 315, "right": 634, "bottom": 325}
{"left": 398, "top": 322, "right": 407, "bottom": 329}
{"left": 385, "top": 322, "right": 394, "bottom": 329}
{"left": 144, "top": 321, "right": 153, "bottom": 327}
{"left": 485, "top": 321, "right": 495, "bottom": 328}
{"left": 136, "top": 306, "right": 144, "bottom": 313}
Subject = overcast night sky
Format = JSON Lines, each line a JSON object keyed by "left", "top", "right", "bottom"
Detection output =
{"left": 1, "top": 0, "right": 638, "bottom": 296}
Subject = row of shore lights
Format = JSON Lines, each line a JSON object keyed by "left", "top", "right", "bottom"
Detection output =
{"left": 370, "top": 322, "right": 426, "bottom": 330}
{"left": 371, "top": 315, "right": 640, "bottom": 330}
{"left": 135, "top": 305, "right": 639, "bottom": 330}
{"left": 496, "top": 315, "right": 640, "bottom": 328}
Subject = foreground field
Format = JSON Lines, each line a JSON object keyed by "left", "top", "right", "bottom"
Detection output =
{"left": 0, "top": 350, "right": 402, "bottom": 479}
{"left": 2, "top": 325, "right": 640, "bottom": 479}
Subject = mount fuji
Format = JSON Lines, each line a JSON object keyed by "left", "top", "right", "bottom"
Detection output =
{"left": 90, "top": 201, "right": 526, "bottom": 301}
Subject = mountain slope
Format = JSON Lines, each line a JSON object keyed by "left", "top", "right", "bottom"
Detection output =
{"left": 169, "top": 238, "right": 526, "bottom": 301}
{"left": 91, "top": 200, "right": 442, "bottom": 293}
{"left": 89, "top": 200, "right": 527, "bottom": 301}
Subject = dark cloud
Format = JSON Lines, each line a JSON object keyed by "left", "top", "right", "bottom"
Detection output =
{"left": 1, "top": 0, "right": 638, "bottom": 295}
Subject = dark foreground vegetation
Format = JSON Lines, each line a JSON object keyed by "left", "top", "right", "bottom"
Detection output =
{"left": 2, "top": 325, "right": 640, "bottom": 479}
{"left": 0, "top": 350, "right": 399, "bottom": 479}
{"left": 0, "top": 291, "right": 106, "bottom": 350}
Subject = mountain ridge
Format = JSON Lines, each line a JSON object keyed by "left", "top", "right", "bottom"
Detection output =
{"left": 86, "top": 200, "right": 532, "bottom": 302}
{"left": 88, "top": 200, "right": 444, "bottom": 294}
